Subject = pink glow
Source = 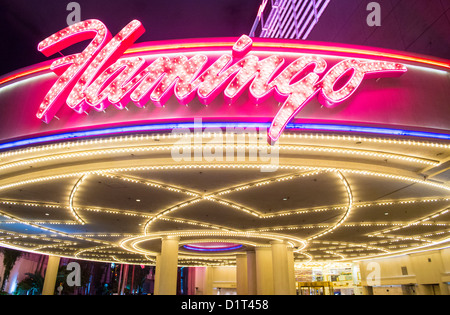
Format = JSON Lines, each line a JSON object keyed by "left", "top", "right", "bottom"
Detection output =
{"left": 184, "top": 242, "right": 243, "bottom": 251}
{"left": 187, "top": 242, "right": 240, "bottom": 249}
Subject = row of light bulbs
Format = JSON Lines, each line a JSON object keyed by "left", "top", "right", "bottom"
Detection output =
{"left": 2, "top": 195, "right": 448, "bottom": 229}
{"left": 1, "top": 131, "right": 448, "bottom": 162}
{"left": 0, "top": 142, "right": 439, "bottom": 175}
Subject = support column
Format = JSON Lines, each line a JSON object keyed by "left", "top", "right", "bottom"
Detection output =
{"left": 154, "top": 254, "right": 161, "bottom": 295}
{"left": 287, "top": 247, "right": 296, "bottom": 295}
{"left": 42, "top": 255, "right": 61, "bottom": 295}
{"left": 255, "top": 247, "right": 274, "bottom": 295}
{"left": 203, "top": 266, "right": 213, "bottom": 295}
{"left": 155, "top": 236, "right": 180, "bottom": 295}
{"left": 271, "top": 241, "right": 290, "bottom": 295}
{"left": 236, "top": 253, "right": 248, "bottom": 295}
{"left": 247, "top": 251, "right": 257, "bottom": 295}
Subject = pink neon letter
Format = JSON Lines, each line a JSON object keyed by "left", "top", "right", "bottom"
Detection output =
{"left": 129, "top": 55, "right": 209, "bottom": 107}
{"left": 67, "top": 20, "right": 145, "bottom": 114}
{"left": 36, "top": 19, "right": 111, "bottom": 123}
{"left": 84, "top": 57, "right": 146, "bottom": 111}
{"left": 268, "top": 56, "right": 328, "bottom": 143}
{"left": 36, "top": 21, "right": 408, "bottom": 145}
{"left": 318, "top": 59, "right": 407, "bottom": 107}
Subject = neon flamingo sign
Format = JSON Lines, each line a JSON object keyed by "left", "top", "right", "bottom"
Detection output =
{"left": 36, "top": 19, "right": 407, "bottom": 143}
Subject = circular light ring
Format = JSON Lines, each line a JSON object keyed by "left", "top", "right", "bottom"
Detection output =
{"left": 184, "top": 241, "right": 241, "bottom": 249}
{"left": 178, "top": 239, "right": 260, "bottom": 255}
{"left": 120, "top": 230, "right": 306, "bottom": 257}
{"left": 183, "top": 244, "right": 243, "bottom": 252}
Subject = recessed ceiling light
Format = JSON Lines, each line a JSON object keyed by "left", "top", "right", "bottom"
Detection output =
{"left": 45, "top": 213, "right": 50, "bottom": 216}
{"left": 384, "top": 212, "right": 389, "bottom": 216}
{"left": 283, "top": 197, "right": 289, "bottom": 201}
{"left": 136, "top": 199, "right": 141, "bottom": 202}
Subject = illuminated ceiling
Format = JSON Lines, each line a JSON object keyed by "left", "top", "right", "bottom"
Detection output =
{"left": 0, "top": 130, "right": 449, "bottom": 266}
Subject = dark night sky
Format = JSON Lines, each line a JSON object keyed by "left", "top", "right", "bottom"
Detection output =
{"left": 0, "top": 0, "right": 262, "bottom": 76}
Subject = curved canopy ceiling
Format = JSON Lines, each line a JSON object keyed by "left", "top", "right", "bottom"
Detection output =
{"left": 0, "top": 130, "right": 449, "bottom": 266}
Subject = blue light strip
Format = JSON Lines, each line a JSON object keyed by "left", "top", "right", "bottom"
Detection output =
{"left": 183, "top": 245, "right": 243, "bottom": 252}
{"left": 285, "top": 123, "right": 450, "bottom": 140}
{"left": 1, "top": 122, "right": 449, "bottom": 151}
